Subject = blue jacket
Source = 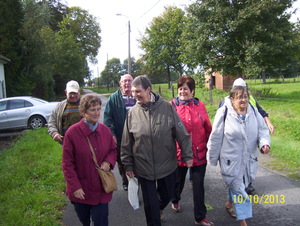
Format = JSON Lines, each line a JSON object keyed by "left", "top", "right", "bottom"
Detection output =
{"left": 103, "top": 89, "right": 136, "bottom": 146}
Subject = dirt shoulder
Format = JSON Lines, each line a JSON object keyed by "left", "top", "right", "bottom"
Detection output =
{"left": 258, "top": 153, "right": 299, "bottom": 182}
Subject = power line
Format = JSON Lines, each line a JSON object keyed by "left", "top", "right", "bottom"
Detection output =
{"left": 132, "top": 0, "right": 162, "bottom": 24}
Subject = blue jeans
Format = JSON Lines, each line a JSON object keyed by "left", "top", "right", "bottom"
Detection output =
{"left": 228, "top": 183, "right": 252, "bottom": 221}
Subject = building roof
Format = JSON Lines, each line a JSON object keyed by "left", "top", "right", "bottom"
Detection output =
{"left": 0, "top": 55, "right": 11, "bottom": 64}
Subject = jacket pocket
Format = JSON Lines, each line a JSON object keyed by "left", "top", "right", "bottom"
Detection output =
{"left": 248, "top": 156, "right": 258, "bottom": 182}
{"left": 220, "top": 156, "right": 239, "bottom": 177}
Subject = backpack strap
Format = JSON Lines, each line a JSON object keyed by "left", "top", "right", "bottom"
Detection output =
{"left": 223, "top": 105, "right": 228, "bottom": 122}
{"left": 171, "top": 99, "right": 177, "bottom": 111}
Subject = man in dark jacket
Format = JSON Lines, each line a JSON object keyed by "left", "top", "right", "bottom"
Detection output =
{"left": 121, "top": 75, "right": 193, "bottom": 226}
{"left": 104, "top": 74, "right": 136, "bottom": 191}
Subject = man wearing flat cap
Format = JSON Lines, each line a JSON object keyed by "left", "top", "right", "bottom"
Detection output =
{"left": 48, "top": 80, "right": 82, "bottom": 144}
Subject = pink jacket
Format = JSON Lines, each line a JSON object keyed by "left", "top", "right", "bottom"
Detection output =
{"left": 171, "top": 98, "right": 212, "bottom": 167}
{"left": 62, "top": 119, "right": 117, "bottom": 205}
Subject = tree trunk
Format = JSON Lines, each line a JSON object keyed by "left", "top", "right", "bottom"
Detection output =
{"left": 209, "top": 76, "right": 213, "bottom": 105}
{"left": 262, "top": 70, "right": 266, "bottom": 84}
{"left": 167, "top": 65, "right": 171, "bottom": 89}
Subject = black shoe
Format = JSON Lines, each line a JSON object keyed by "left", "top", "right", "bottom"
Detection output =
{"left": 123, "top": 184, "right": 128, "bottom": 191}
{"left": 245, "top": 184, "right": 255, "bottom": 194}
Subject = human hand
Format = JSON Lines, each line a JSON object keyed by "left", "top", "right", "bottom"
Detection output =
{"left": 100, "top": 161, "right": 111, "bottom": 172}
{"left": 113, "top": 136, "right": 117, "bottom": 145}
{"left": 261, "top": 145, "right": 270, "bottom": 154}
{"left": 73, "top": 188, "right": 85, "bottom": 200}
{"left": 53, "top": 133, "right": 63, "bottom": 142}
{"left": 264, "top": 117, "right": 275, "bottom": 134}
{"left": 126, "top": 171, "right": 135, "bottom": 178}
{"left": 186, "top": 160, "right": 193, "bottom": 168}
{"left": 268, "top": 123, "right": 275, "bottom": 135}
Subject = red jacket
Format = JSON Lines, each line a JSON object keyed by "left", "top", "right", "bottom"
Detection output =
{"left": 171, "top": 98, "right": 212, "bottom": 167}
{"left": 62, "top": 119, "right": 117, "bottom": 205}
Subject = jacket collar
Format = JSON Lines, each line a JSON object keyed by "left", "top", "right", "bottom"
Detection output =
{"left": 174, "top": 97, "right": 199, "bottom": 106}
{"left": 78, "top": 119, "right": 101, "bottom": 137}
{"left": 138, "top": 92, "right": 162, "bottom": 110}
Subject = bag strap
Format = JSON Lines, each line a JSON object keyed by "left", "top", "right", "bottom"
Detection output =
{"left": 87, "top": 137, "right": 100, "bottom": 168}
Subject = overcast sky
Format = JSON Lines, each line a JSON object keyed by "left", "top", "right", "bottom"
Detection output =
{"left": 65, "top": 0, "right": 300, "bottom": 79}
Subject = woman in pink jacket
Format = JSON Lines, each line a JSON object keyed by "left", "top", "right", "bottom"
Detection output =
{"left": 170, "top": 76, "right": 213, "bottom": 226}
{"left": 62, "top": 94, "right": 117, "bottom": 226}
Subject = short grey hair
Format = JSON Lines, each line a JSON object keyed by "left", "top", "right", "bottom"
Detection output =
{"left": 132, "top": 75, "right": 152, "bottom": 90}
{"left": 120, "top": 74, "right": 132, "bottom": 83}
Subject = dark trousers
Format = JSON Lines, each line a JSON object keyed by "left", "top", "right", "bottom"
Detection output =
{"left": 139, "top": 171, "right": 176, "bottom": 226}
{"left": 117, "top": 146, "right": 128, "bottom": 186}
{"left": 172, "top": 164, "right": 207, "bottom": 222}
{"left": 72, "top": 201, "right": 108, "bottom": 226}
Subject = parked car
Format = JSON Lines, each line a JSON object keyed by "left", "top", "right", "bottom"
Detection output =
{"left": 0, "top": 96, "right": 59, "bottom": 130}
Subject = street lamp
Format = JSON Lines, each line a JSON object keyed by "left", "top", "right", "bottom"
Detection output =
{"left": 116, "top": 13, "right": 131, "bottom": 75}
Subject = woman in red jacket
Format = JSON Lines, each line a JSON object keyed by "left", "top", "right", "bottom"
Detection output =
{"left": 170, "top": 76, "right": 213, "bottom": 226}
{"left": 62, "top": 94, "right": 117, "bottom": 226}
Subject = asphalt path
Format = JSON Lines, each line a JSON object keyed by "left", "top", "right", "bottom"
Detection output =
{"left": 62, "top": 89, "right": 300, "bottom": 226}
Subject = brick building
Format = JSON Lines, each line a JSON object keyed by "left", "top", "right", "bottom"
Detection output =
{"left": 205, "top": 70, "right": 244, "bottom": 91}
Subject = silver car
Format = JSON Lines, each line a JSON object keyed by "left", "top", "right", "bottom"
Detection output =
{"left": 0, "top": 96, "right": 59, "bottom": 130}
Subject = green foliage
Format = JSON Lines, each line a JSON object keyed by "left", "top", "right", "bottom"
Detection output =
{"left": 62, "top": 7, "right": 101, "bottom": 64}
{"left": 100, "top": 58, "right": 123, "bottom": 86}
{"left": 194, "top": 70, "right": 206, "bottom": 89}
{"left": 140, "top": 6, "right": 186, "bottom": 86}
{"left": 0, "top": 128, "right": 65, "bottom": 226}
{"left": 182, "top": 0, "right": 298, "bottom": 78}
{"left": 0, "top": 0, "right": 101, "bottom": 100}
{"left": 0, "top": 0, "right": 23, "bottom": 97}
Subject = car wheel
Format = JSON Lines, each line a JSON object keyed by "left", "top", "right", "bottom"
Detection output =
{"left": 28, "top": 115, "right": 45, "bottom": 129}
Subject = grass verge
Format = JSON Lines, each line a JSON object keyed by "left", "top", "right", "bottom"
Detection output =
{"left": 0, "top": 128, "right": 65, "bottom": 226}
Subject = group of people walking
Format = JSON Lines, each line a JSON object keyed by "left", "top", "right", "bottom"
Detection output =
{"left": 48, "top": 75, "right": 272, "bottom": 226}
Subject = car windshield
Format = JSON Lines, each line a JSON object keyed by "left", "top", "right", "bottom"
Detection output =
{"left": 31, "top": 97, "right": 49, "bottom": 104}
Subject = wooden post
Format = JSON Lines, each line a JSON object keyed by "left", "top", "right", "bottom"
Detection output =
{"left": 209, "top": 78, "right": 213, "bottom": 105}
{"left": 172, "top": 86, "right": 174, "bottom": 98}
{"left": 159, "top": 85, "right": 161, "bottom": 95}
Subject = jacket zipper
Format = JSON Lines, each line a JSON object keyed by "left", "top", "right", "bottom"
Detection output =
{"left": 198, "top": 113, "right": 203, "bottom": 126}
{"left": 149, "top": 108, "right": 156, "bottom": 179}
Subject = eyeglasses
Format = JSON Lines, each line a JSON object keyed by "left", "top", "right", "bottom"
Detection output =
{"left": 235, "top": 95, "right": 249, "bottom": 100}
{"left": 121, "top": 79, "right": 133, "bottom": 83}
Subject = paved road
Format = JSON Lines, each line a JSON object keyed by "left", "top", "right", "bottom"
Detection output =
{"left": 63, "top": 90, "right": 300, "bottom": 226}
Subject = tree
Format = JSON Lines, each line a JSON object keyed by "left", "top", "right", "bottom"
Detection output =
{"left": 182, "top": 0, "right": 299, "bottom": 83}
{"left": 0, "top": 0, "right": 24, "bottom": 97}
{"left": 140, "top": 6, "right": 186, "bottom": 88}
{"left": 62, "top": 7, "right": 101, "bottom": 64}
{"left": 53, "top": 24, "right": 87, "bottom": 95}
{"left": 18, "top": 0, "right": 57, "bottom": 99}
{"left": 100, "top": 58, "right": 123, "bottom": 89}
{"left": 46, "top": 0, "right": 68, "bottom": 32}
{"left": 122, "top": 57, "right": 144, "bottom": 77}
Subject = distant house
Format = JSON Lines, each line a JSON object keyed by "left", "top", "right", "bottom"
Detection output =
{"left": 0, "top": 55, "right": 11, "bottom": 99}
{"left": 205, "top": 70, "right": 244, "bottom": 91}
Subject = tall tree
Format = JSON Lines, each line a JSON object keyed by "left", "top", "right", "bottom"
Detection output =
{"left": 46, "top": 0, "right": 68, "bottom": 32}
{"left": 53, "top": 24, "right": 87, "bottom": 94}
{"left": 122, "top": 57, "right": 144, "bottom": 77}
{"left": 18, "top": 0, "right": 56, "bottom": 99}
{"left": 182, "top": 0, "right": 299, "bottom": 83}
{"left": 0, "top": 0, "right": 24, "bottom": 97}
{"left": 100, "top": 58, "right": 123, "bottom": 88}
{"left": 140, "top": 6, "right": 186, "bottom": 88}
{"left": 62, "top": 7, "right": 101, "bottom": 64}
